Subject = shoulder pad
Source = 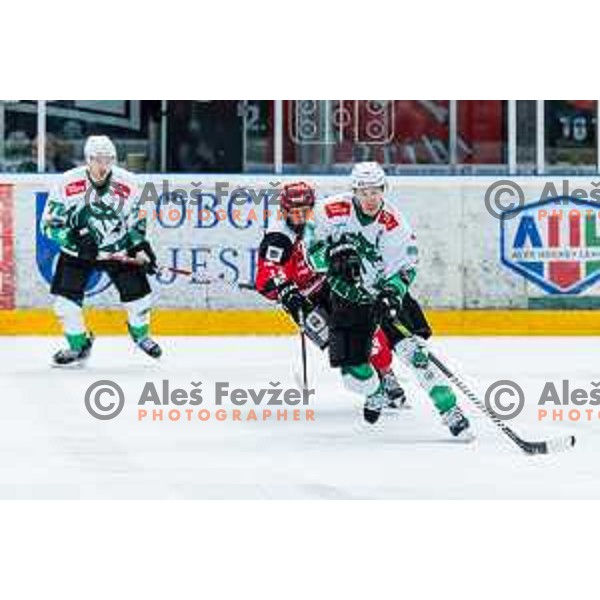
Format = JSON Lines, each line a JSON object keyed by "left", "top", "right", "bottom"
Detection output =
{"left": 324, "top": 199, "right": 351, "bottom": 219}
{"left": 65, "top": 179, "right": 87, "bottom": 197}
{"left": 258, "top": 231, "right": 294, "bottom": 264}
{"left": 378, "top": 209, "right": 399, "bottom": 231}
{"left": 111, "top": 166, "right": 137, "bottom": 197}
{"left": 111, "top": 180, "right": 132, "bottom": 198}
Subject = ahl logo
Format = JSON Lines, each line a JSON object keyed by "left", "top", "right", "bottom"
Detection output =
{"left": 35, "top": 192, "right": 112, "bottom": 297}
{"left": 501, "top": 195, "right": 600, "bottom": 295}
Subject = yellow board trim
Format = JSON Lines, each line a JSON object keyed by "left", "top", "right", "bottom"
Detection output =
{"left": 1, "top": 309, "right": 600, "bottom": 335}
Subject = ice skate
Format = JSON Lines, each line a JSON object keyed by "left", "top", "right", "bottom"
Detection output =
{"left": 442, "top": 405, "right": 474, "bottom": 441}
{"left": 134, "top": 335, "right": 162, "bottom": 359}
{"left": 380, "top": 370, "right": 407, "bottom": 408}
{"left": 51, "top": 333, "right": 94, "bottom": 368}
{"left": 363, "top": 388, "right": 386, "bottom": 424}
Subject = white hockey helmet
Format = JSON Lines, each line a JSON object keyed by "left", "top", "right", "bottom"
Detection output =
{"left": 84, "top": 135, "right": 117, "bottom": 163}
{"left": 351, "top": 161, "right": 386, "bottom": 190}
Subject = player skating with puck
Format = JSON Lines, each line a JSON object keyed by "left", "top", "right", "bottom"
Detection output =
{"left": 304, "top": 162, "right": 472, "bottom": 438}
{"left": 256, "top": 181, "right": 406, "bottom": 408}
{"left": 41, "top": 135, "right": 162, "bottom": 366}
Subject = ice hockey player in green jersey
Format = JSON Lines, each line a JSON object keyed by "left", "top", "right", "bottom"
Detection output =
{"left": 41, "top": 135, "right": 162, "bottom": 367}
{"left": 304, "top": 161, "right": 472, "bottom": 438}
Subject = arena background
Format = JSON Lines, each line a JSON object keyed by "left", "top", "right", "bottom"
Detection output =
{"left": 1, "top": 99, "right": 599, "bottom": 335}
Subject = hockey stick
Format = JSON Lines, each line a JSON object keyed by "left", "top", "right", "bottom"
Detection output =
{"left": 297, "top": 312, "right": 309, "bottom": 390}
{"left": 233, "top": 280, "right": 311, "bottom": 390}
{"left": 101, "top": 254, "right": 197, "bottom": 279}
{"left": 392, "top": 318, "right": 576, "bottom": 455}
{"left": 103, "top": 255, "right": 260, "bottom": 290}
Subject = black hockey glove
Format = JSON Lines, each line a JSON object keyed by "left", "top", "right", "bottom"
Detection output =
{"left": 278, "top": 281, "right": 312, "bottom": 324}
{"left": 376, "top": 286, "right": 403, "bottom": 320}
{"left": 128, "top": 240, "right": 158, "bottom": 275}
{"left": 73, "top": 227, "right": 98, "bottom": 262}
{"left": 327, "top": 237, "right": 362, "bottom": 283}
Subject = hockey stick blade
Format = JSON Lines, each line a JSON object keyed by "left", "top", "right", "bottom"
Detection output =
{"left": 428, "top": 351, "right": 576, "bottom": 455}
{"left": 511, "top": 433, "right": 576, "bottom": 455}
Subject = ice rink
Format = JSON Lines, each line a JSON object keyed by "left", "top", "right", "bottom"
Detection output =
{"left": 0, "top": 334, "right": 596, "bottom": 499}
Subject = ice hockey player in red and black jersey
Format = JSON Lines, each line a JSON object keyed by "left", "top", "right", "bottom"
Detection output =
{"left": 256, "top": 181, "right": 406, "bottom": 407}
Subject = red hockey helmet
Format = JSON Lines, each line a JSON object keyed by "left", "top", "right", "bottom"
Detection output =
{"left": 279, "top": 182, "right": 316, "bottom": 212}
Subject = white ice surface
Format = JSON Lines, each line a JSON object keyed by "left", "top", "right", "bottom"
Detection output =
{"left": 0, "top": 335, "right": 596, "bottom": 499}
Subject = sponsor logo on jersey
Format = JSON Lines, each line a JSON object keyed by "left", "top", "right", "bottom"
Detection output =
{"left": 377, "top": 209, "right": 399, "bottom": 231}
{"left": 65, "top": 180, "right": 87, "bottom": 197}
{"left": 112, "top": 181, "right": 131, "bottom": 198}
{"left": 500, "top": 195, "right": 600, "bottom": 294}
{"left": 266, "top": 245, "right": 284, "bottom": 263}
{"left": 325, "top": 201, "right": 351, "bottom": 219}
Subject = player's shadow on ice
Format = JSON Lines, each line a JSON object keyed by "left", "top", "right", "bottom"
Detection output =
{"left": 29, "top": 364, "right": 162, "bottom": 376}
{"left": 378, "top": 436, "right": 476, "bottom": 447}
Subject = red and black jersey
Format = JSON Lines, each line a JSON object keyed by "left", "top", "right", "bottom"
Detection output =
{"left": 256, "top": 221, "right": 324, "bottom": 301}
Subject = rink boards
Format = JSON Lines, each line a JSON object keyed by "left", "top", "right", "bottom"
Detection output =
{"left": 2, "top": 175, "right": 600, "bottom": 334}
{"left": 3, "top": 307, "right": 600, "bottom": 335}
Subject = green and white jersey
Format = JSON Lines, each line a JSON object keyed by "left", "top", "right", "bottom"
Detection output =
{"left": 304, "top": 193, "right": 418, "bottom": 303}
{"left": 41, "top": 165, "right": 146, "bottom": 258}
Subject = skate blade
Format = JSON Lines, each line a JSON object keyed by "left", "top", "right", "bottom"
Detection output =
{"left": 453, "top": 428, "right": 476, "bottom": 443}
{"left": 50, "top": 360, "right": 86, "bottom": 369}
{"left": 363, "top": 408, "right": 383, "bottom": 425}
{"left": 134, "top": 345, "right": 163, "bottom": 361}
{"left": 385, "top": 401, "right": 411, "bottom": 411}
